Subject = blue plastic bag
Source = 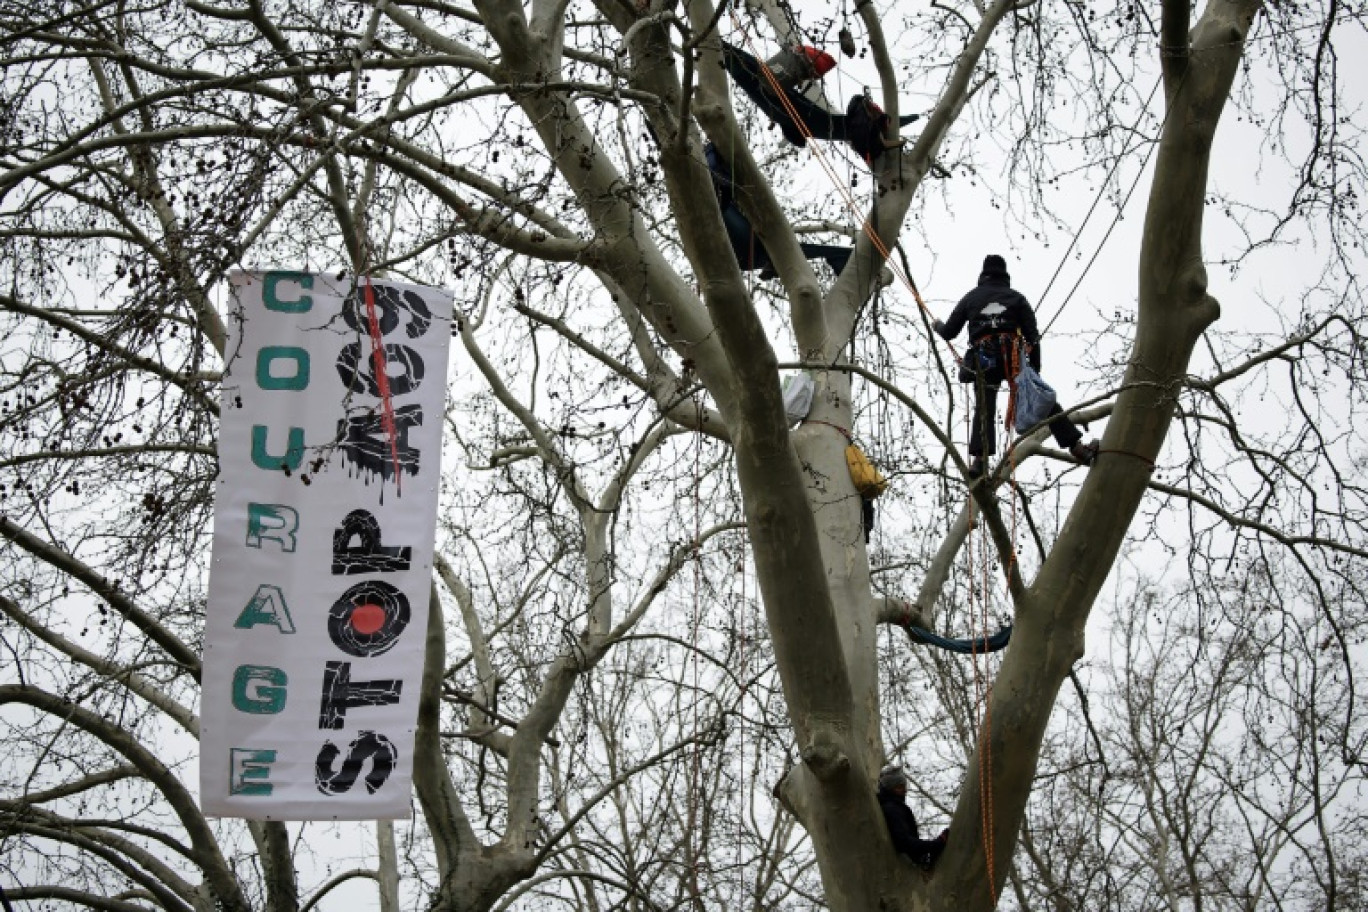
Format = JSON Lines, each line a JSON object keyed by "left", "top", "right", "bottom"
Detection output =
{"left": 1013, "top": 362, "right": 1058, "bottom": 433}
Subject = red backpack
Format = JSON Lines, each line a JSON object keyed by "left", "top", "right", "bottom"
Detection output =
{"left": 764, "top": 44, "right": 837, "bottom": 89}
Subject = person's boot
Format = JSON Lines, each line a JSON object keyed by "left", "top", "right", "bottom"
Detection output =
{"left": 966, "top": 456, "right": 985, "bottom": 479}
{"left": 1070, "top": 440, "right": 1100, "bottom": 466}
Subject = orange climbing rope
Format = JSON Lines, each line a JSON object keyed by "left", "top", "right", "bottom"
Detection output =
{"left": 964, "top": 334, "right": 1039, "bottom": 905}
{"left": 961, "top": 335, "right": 1039, "bottom": 904}
{"left": 966, "top": 488, "right": 999, "bottom": 904}
{"left": 1000, "top": 335, "right": 1023, "bottom": 437}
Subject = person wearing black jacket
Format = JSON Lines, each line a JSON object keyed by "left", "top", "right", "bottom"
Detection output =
{"left": 703, "top": 141, "right": 852, "bottom": 277}
{"left": 877, "top": 765, "right": 947, "bottom": 868}
{"left": 933, "top": 254, "right": 1098, "bottom": 477}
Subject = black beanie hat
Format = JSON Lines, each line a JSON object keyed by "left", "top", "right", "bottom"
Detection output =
{"left": 982, "top": 254, "right": 1008, "bottom": 276}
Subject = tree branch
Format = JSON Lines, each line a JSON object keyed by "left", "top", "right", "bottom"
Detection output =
{"left": 0, "top": 517, "right": 202, "bottom": 679}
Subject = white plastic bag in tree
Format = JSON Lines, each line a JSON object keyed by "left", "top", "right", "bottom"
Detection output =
{"left": 781, "top": 371, "right": 815, "bottom": 425}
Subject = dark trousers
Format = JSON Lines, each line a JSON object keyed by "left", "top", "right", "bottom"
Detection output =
{"left": 969, "top": 371, "right": 1082, "bottom": 458}
{"left": 721, "top": 204, "right": 851, "bottom": 275}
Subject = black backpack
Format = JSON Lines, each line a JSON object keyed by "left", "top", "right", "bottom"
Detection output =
{"left": 846, "top": 94, "right": 889, "bottom": 164}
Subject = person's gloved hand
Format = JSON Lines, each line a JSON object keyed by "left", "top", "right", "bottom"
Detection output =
{"left": 932, "top": 319, "right": 946, "bottom": 336}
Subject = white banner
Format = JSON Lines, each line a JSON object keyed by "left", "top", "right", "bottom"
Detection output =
{"left": 202, "top": 270, "right": 452, "bottom": 819}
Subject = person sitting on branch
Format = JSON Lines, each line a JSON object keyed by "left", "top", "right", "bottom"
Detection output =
{"left": 933, "top": 254, "right": 1099, "bottom": 478}
{"left": 876, "top": 764, "right": 948, "bottom": 868}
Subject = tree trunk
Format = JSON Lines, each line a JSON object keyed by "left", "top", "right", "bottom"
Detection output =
{"left": 377, "top": 820, "right": 400, "bottom": 912}
{"left": 929, "top": 1, "right": 1261, "bottom": 909}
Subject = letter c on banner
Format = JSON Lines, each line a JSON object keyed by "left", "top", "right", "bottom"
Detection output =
{"left": 263, "top": 271, "right": 314, "bottom": 312}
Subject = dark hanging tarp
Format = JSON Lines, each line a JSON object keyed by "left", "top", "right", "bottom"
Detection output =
{"left": 905, "top": 624, "right": 1013, "bottom": 654}
{"left": 721, "top": 42, "right": 920, "bottom": 148}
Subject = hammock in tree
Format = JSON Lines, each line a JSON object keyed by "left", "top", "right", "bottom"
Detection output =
{"left": 721, "top": 42, "right": 921, "bottom": 148}
{"left": 905, "top": 624, "right": 1013, "bottom": 654}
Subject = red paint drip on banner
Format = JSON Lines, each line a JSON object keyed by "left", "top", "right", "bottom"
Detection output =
{"left": 363, "top": 274, "right": 402, "bottom": 494}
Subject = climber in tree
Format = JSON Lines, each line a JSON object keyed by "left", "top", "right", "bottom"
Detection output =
{"left": 721, "top": 43, "right": 919, "bottom": 152}
{"left": 876, "top": 765, "right": 948, "bottom": 868}
{"left": 933, "top": 254, "right": 1099, "bottom": 478}
{"left": 704, "top": 141, "right": 852, "bottom": 277}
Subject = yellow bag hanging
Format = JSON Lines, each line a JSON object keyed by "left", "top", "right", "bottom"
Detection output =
{"left": 845, "top": 444, "right": 888, "bottom": 499}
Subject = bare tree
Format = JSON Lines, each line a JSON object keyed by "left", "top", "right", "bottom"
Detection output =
{"left": 2, "top": 0, "right": 1365, "bottom": 910}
